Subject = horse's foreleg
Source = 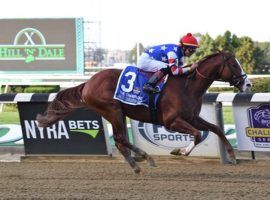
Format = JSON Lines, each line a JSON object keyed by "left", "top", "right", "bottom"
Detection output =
{"left": 191, "top": 116, "right": 236, "bottom": 164}
{"left": 166, "top": 117, "right": 202, "bottom": 156}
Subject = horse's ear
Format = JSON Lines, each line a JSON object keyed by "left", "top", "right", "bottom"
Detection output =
{"left": 216, "top": 49, "right": 222, "bottom": 53}
{"left": 210, "top": 48, "right": 221, "bottom": 54}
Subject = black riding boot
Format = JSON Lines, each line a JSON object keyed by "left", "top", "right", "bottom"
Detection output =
{"left": 143, "top": 70, "right": 165, "bottom": 93}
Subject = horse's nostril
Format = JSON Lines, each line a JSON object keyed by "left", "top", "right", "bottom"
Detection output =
{"left": 246, "top": 83, "right": 252, "bottom": 87}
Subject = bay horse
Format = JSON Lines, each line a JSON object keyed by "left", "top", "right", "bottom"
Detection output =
{"left": 37, "top": 51, "right": 252, "bottom": 174}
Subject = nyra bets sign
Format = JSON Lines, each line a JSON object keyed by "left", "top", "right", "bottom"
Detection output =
{"left": 18, "top": 102, "right": 108, "bottom": 155}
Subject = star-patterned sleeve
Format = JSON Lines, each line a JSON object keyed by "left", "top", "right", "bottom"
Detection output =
{"left": 145, "top": 44, "right": 184, "bottom": 68}
{"left": 167, "top": 51, "right": 178, "bottom": 67}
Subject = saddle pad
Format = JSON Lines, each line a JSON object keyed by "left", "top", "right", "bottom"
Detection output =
{"left": 113, "top": 66, "right": 165, "bottom": 107}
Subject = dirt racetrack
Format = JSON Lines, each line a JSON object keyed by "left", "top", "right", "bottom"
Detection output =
{"left": 0, "top": 156, "right": 270, "bottom": 200}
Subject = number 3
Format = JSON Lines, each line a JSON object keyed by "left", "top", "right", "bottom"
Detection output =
{"left": 121, "top": 72, "right": 136, "bottom": 92}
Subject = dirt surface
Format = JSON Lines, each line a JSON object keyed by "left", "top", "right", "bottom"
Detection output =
{"left": 0, "top": 156, "right": 270, "bottom": 200}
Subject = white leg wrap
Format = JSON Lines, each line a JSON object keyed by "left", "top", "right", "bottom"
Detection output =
{"left": 184, "top": 142, "right": 195, "bottom": 155}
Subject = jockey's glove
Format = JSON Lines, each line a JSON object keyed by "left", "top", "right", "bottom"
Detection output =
{"left": 168, "top": 58, "right": 179, "bottom": 68}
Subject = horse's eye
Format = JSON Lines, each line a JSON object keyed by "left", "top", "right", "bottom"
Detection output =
{"left": 232, "top": 64, "right": 239, "bottom": 68}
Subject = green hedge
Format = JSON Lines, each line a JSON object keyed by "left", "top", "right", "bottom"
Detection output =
{"left": 209, "top": 77, "right": 270, "bottom": 93}
{"left": 4, "top": 85, "right": 60, "bottom": 93}
{"left": 208, "top": 87, "right": 234, "bottom": 93}
{"left": 250, "top": 78, "right": 270, "bottom": 92}
{"left": 23, "top": 85, "right": 60, "bottom": 93}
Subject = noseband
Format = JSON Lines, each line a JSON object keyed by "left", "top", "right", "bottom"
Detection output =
{"left": 196, "top": 52, "right": 247, "bottom": 87}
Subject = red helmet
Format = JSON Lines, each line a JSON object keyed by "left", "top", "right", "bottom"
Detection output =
{"left": 180, "top": 33, "right": 199, "bottom": 48}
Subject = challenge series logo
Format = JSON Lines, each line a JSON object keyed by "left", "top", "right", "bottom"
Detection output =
{"left": 246, "top": 104, "right": 270, "bottom": 148}
{"left": 137, "top": 122, "right": 209, "bottom": 150}
{"left": 0, "top": 27, "right": 65, "bottom": 63}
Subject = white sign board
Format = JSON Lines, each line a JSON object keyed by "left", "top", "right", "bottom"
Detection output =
{"left": 131, "top": 104, "right": 220, "bottom": 157}
{"left": 233, "top": 103, "right": 270, "bottom": 151}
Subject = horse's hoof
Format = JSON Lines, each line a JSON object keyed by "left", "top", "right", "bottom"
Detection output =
{"left": 147, "top": 157, "right": 157, "bottom": 167}
{"left": 228, "top": 156, "right": 238, "bottom": 165}
{"left": 170, "top": 148, "right": 180, "bottom": 155}
{"left": 133, "top": 156, "right": 144, "bottom": 162}
{"left": 170, "top": 148, "right": 186, "bottom": 156}
{"left": 133, "top": 166, "right": 141, "bottom": 174}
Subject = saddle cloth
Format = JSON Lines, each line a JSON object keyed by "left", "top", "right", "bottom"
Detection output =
{"left": 113, "top": 66, "right": 166, "bottom": 107}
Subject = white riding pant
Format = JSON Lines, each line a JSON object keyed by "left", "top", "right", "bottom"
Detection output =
{"left": 137, "top": 53, "right": 168, "bottom": 72}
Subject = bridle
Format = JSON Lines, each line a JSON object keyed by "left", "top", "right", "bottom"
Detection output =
{"left": 196, "top": 52, "right": 247, "bottom": 87}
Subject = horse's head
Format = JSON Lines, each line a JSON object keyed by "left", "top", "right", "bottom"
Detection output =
{"left": 218, "top": 52, "right": 252, "bottom": 92}
{"left": 197, "top": 52, "right": 252, "bottom": 92}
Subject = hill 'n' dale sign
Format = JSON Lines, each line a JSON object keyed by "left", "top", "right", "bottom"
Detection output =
{"left": 0, "top": 18, "right": 84, "bottom": 74}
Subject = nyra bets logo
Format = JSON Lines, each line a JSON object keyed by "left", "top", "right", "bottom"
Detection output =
{"left": 0, "top": 27, "right": 65, "bottom": 63}
{"left": 23, "top": 120, "right": 100, "bottom": 139}
{"left": 246, "top": 104, "right": 270, "bottom": 148}
{"left": 137, "top": 121, "right": 209, "bottom": 150}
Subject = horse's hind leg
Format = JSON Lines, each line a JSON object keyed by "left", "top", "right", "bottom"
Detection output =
{"left": 123, "top": 141, "right": 157, "bottom": 167}
{"left": 113, "top": 130, "right": 141, "bottom": 173}
{"left": 120, "top": 117, "right": 156, "bottom": 167}
{"left": 111, "top": 113, "right": 142, "bottom": 174}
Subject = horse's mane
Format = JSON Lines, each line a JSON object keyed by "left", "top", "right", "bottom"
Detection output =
{"left": 197, "top": 52, "right": 220, "bottom": 65}
{"left": 186, "top": 52, "right": 221, "bottom": 82}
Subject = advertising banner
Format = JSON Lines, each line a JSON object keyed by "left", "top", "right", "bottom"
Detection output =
{"left": 0, "top": 18, "right": 84, "bottom": 74}
{"left": 131, "top": 104, "right": 220, "bottom": 157}
{"left": 18, "top": 102, "right": 109, "bottom": 155}
{"left": 0, "top": 124, "right": 23, "bottom": 146}
{"left": 233, "top": 102, "right": 270, "bottom": 151}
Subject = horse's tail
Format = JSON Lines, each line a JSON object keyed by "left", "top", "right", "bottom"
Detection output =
{"left": 36, "top": 83, "right": 86, "bottom": 127}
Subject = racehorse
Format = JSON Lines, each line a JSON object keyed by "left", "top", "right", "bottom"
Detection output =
{"left": 37, "top": 51, "right": 252, "bottom": 174}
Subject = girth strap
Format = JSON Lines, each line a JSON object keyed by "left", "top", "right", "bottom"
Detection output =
{"left": 149, "top": 92, "right": 158, "bottom": 124}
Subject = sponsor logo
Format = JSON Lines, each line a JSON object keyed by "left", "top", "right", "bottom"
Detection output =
{"left": 133, "top": 87, "right": 141, "bottom": 94}
{"left": 0, "top": 124, "right": 23, "bottom": 144}
{"left": 24, "top": 120, "right": 100, "bottom": 139}
{"left": 246, "top": 104, "right": 270, "bottom": 148}
{"left": 0, "top": 27, "right": 65, "bottom": 63}
{"left": 137, "top": 122, "right": 209, "bottom": 150}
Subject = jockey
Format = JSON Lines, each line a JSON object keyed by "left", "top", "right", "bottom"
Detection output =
{"left": 137, "top": 33, "right": 199, "bottom": 93}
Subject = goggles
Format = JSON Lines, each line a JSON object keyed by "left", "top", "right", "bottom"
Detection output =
{"left": 187, "top": 47, "right": 196, "bottom": 53}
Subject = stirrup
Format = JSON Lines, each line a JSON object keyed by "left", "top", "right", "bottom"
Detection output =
{"left": 143, "top": 83, "right": 160, "bottom": 93}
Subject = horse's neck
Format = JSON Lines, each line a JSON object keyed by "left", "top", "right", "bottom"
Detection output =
{"left": 167, "top": 56, "right": 220, "bottom": 98}
{"left": 191, "top": 76, "right": 214, "bottom": 97}
{"left": 168, "top": 75, "right": 213, "bottom": 98}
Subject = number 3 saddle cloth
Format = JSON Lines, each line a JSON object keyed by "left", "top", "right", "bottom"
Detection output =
{"left": 113, "top": 66, "right": 166, "bottom": 107}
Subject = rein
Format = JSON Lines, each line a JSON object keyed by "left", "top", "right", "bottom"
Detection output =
{"left": 195, "top": 67, "right": 212, "bottom": 80}
{"left": 195, "top": 52, "right": 227, "bottom": 81}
